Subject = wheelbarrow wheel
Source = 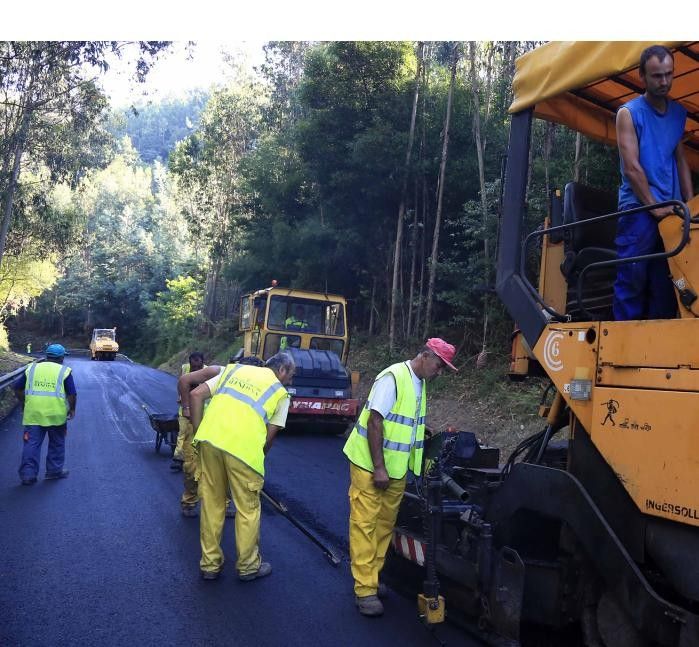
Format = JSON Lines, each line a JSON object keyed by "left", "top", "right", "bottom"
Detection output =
{"left": 168, "top": 430, "right": 178, "bottom": 456}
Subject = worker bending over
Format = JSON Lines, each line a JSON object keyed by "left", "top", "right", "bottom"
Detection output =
{"left": 343, "top": 338, "right": 457, "bottom": 617}
{"left": 190, "top": 352, "right": 294, "bottom": 581}
{"left": 173, "top": 353, "right": 206, "bottom": 517}
{"left": 172, "top": 352, "right": 205, "bottom": 471}
{"left": 178, "top": 356, "right": 265, "bottom": 518}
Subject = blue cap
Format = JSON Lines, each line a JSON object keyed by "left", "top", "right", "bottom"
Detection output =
{"left": 46, "top": 343, "right": 66, "bottom": 358}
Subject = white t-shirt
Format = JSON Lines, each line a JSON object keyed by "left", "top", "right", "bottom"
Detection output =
{"left": 204, "top": 367, "right": 290, "bottom": 428}
{"left": 369, "top": 361, "right": 423, "bottom": 419}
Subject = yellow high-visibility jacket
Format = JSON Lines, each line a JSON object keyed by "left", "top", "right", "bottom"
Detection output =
{"left": 193, "top": 364, "right": 288, "bottom": 476}
{"left": 22, "top": 362, "right": 71, "bottom": 427}
{"left": 343, "top": 361, "right": 426, "bottom": 478}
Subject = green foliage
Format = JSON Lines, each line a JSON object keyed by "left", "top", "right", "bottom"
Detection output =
{"left": 145, "top": 275, "right": 203, "bottom": 359}
{"left": 110, "top": 91, "right": 209, "bottom": 163}
{"left": 7, "top": 41, "right": 633, "bottom": 375}
{"left": 23, "top": 142, "right": 194, "bottom": 356}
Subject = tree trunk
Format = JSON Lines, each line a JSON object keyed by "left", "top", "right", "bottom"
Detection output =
{"left": 407, "top": 174, "right": 419, "bottom": 338}
{"left": 415, "top": 53, "right": 429, "bottom": 337}
{"left": 574, "top": 131, "right": 583, "bottom": 182}
{"left": 389, "top": 41, "right": 424, "bottom": 353}
{"left": 424, "top": 44, "right": 458, "bottom": 338}
{"left": 543, "top": 122, "right": 555, "bottom": 197}
{"left": 469, "top": 41, "right": 491, "bottom": 367}
{"left": 0, "top": 106, "right": 31, "bottom": 267}
{"left": 416, "top": 172, "right": 428, "bottom": 335}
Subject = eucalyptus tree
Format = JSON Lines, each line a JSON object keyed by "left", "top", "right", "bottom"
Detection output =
{"left": 0, "top": 41, "right": 168, "bottom": 267}
{"left": 169, "top": 76, "right": 268, "bottom": 331}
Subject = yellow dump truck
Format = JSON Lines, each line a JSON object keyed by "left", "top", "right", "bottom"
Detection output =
{"left": 89, "top": 328, "right": 119, "bottom": 361}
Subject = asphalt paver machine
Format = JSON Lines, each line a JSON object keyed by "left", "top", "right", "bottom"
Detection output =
{"left": 390, "top": 42, "right": 699, "bottom": 646}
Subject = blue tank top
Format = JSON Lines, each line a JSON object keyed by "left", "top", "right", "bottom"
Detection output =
{"left": 618, "top": 96, "right": 686, "bottom": 209}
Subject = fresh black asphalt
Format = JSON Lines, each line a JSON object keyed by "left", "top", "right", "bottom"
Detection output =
{"left": 0, "top": 357, "right": 479, "bottom": 646}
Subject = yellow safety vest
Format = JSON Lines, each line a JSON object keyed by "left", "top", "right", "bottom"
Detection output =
{"left": 193, "top": 364, "right": 288, "bottom": 476}
{"left": 343, "top": 361, "right": 426, "bottom": 478}
{"left": 280, "top": 316, "right": 309, "bottom": 350}
{"left": 22, "top": 361, "right": 71, "bottom": 427}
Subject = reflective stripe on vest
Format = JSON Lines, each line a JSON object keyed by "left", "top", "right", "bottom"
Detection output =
{"left": 217, "top": 378, "right": 284, "bottom": 424}
{"left": 25, "top": 363, "right": 69, "bottom": 397}
{"left": 354, "top": 422, "right": 425, "bottom": 452}
{"left": 22, "top": 362, "right": 70, "bottom": 426}
{"left": 193, "top": 364, "right": 288, "bottom": 476}
{"left": 343, "top": 361, "right": 426, "bottom": 478}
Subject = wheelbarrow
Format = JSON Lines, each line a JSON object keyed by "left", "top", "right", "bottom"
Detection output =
{"left": 142, "top": 403, "right": 180, "bottom": 454}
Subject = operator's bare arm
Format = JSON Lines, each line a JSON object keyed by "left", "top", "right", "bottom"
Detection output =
{"left": 264, "top": 424, "right": 283, "bottom": 455}
{"left": 178, "top": 366, "right": 221, "bottom": 416}
{"left": 190, "top": 383, "right": 211, "bottom": 433}
{"left": 616, "top": 108, "right": 674, "bottom": 218}
{"left": 14, "top": 388, "right": 24, "bottom": 406}
{"left": 675, "top": 144, "right": 694, "bottom": 203}
{"left": 368, "top": 410, "right": 389, "bottom": 490}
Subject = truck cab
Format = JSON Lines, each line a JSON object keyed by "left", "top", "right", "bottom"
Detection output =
{"left": 239, "top": 285, "right": 359, "bottom": 428}
{"left": 90, "top": 328, "right": 118, "bottom": 361}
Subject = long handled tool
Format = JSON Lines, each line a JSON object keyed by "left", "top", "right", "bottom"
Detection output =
{"left": 261, "top": 489, "right": 341, "bottom": 566}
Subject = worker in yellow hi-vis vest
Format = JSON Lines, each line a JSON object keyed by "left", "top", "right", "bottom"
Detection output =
{"left": 190, "top": 352, "right": 295, "bottom": 581}
{"left": 172, "top": 352, "right": 206, "bottom": 470}
{"left": 178, "top": 356, "right": 265, "bottom": 519}
{"left": 343, "top": 338, "right": 458, "bottom": 617}
{"left": 14, "top": 344, "right": 77, "bottom": 485}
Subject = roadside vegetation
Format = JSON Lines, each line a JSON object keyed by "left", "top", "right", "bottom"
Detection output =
{"left": 1, "top": 41, "right": 610, "bottom": 447}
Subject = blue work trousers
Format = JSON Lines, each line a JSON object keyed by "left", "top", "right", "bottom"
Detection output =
{"left": 19, "top": 424, "right": 67, "bottom": 480}
{"left": 613, "top": 207, "right": 677, "bottom": 321}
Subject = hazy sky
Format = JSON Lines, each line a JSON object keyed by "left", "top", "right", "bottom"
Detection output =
{"left": 99, "top": 41, "right": 267, "bottom": 107}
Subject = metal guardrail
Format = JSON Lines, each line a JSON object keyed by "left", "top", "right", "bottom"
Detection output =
{"left": 0, "top": 347, "right": 134, "bottom": 394}
{"left": 0, "top": 363, "right": 31, "bottom": 392}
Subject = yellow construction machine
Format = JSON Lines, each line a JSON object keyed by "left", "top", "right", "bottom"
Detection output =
{"left": 237, "top": 283, "right": 359, "bottom": 429}
{"left": 390, "top": 42, "right": 699, "bottom": 646}
{"left": 89, "top": 328, "right": 119, "bottom": 361}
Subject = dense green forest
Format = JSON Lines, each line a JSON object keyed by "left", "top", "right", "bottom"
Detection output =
{"left": 3, "top": 41, "right": 618, "bottom": 363}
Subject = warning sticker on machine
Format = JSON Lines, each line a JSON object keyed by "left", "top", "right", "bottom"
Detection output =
{"left": 646, "top": 499, "right": 699, "bottom": 520}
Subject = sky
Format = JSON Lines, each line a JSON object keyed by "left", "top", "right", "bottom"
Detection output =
{"left": 99, "top": 41, "right": 268, "bottom": 107}
{"left": 4, "top": 0, "right": 695, "bottom": 109}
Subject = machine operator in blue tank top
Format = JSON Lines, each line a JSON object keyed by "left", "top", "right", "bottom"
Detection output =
{"left": 614, "top": 44, "right": 694, "bottom": 321}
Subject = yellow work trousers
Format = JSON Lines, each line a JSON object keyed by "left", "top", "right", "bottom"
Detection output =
{"left": 348, "top": 462, "right": 406, "bottom": 597}
{"left": 173, "top": 417, "right": 185, "bottom": 461}
{"left": 179, "top": 416, "right": 199, "bottom": 508}
{"left": 198, "top": 441, "right": 264, "bottom": 576}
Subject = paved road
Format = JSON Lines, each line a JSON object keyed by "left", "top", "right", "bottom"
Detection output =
{"left": 0, "top": 357, "right": 480, "bottom": 647}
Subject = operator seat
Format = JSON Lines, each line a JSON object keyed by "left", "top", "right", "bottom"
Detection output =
{"left": 560, "top": 182, "right": 618, "bottom": 321}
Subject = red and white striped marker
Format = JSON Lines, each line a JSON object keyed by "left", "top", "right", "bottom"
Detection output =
{"left": 392, "top": 530, "right": 426, "bottom": 566}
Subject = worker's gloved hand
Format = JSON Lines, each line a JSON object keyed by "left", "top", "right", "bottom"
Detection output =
{"left": 67, "top": 410, "right": 75, "bottom": 420}
{"left": 373, "top": 466, "right": 390, "bottom": 490}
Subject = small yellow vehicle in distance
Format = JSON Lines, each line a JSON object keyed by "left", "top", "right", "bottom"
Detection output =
{"left": 89, "top": 328, "right": 119, "bottom": 361}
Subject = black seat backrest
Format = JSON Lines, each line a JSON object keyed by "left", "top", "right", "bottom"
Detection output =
{"left": 563, "top": 182, "right": 618, "bottom": 252}
{"left": 561, "top": 182, "right": 618, "bottom": 321}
